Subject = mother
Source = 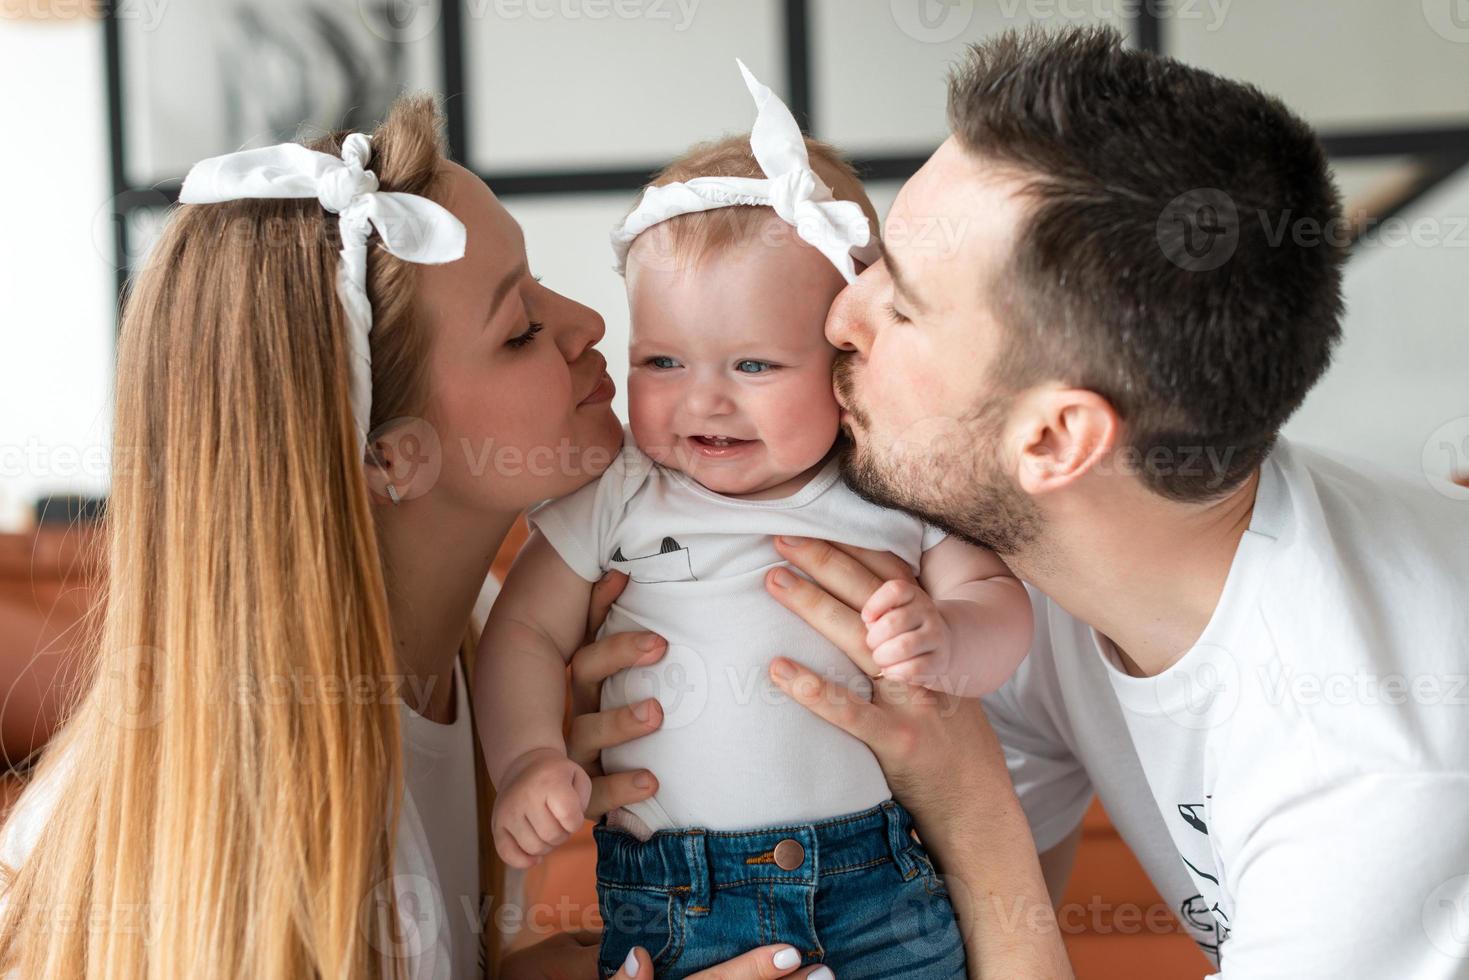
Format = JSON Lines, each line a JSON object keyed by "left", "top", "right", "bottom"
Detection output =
{"left": 0, "top": 96, "right": 1048, "bottom": 978}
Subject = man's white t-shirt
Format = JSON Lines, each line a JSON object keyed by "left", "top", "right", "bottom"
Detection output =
{"left": 985, "top": 438, "right": 1469, "bottom": 978}
{"left": 0, "top": 659, "right": 484, "bottom": 980}
{"left": 529, "top": 431, "right": 946, "bottom": 836}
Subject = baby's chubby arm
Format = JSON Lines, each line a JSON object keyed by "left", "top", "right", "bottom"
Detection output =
{"left": 862, "top": 536, "right": 1033, "bottom": 697}
{"left": 474, "top": 529, "right": 600, "bottom": 868}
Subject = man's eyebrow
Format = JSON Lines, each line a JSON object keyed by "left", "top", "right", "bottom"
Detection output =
{"left": 483, "top": 262, "right": 528, "bottom": 329}
{"left": 879, "top": 240, "right": 927, "bottom": 315}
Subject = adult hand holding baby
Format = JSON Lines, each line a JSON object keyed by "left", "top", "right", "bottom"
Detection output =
{"left": 762, "top": 535, "right": 1073, "bottom": 980}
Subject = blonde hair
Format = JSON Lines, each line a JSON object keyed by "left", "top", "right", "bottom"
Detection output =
{"left": 0, "top": 95, "right": 498, "bottom": 978}
{"left": 628, "top": 133, "right": 880, "bottom": 270}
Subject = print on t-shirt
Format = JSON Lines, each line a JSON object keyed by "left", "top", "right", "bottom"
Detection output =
{"left": 609, "top": 536, "right": 697, "bottom": 583}
{"left": 1175, "top": 796, "right": 1230, "bottom": 966}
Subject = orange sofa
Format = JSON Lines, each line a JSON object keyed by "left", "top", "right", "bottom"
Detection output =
{"left": 1, "top": 523, "right": 1210, "bottom": 977}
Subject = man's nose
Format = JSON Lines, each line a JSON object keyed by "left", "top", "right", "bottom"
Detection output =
{"left": 825, "top": 275, "right": 876, "bottom": 356}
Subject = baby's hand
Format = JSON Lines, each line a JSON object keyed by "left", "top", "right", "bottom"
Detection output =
{"left": 861, "top": 579, "right": 952, "bottom": 686}
{"left": 492, "top": 747, "right": 592, "bottom": 869}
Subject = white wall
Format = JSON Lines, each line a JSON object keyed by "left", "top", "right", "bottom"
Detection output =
{"left": 0, "top": 18, "right": 115, "bottom": 529}
{"left": 2, "top": 3, "right": 1466, "bottom": 531}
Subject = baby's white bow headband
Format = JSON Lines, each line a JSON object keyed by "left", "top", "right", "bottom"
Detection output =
{"left": 179, "top": 132, "right": 467, "bottom": 449}
{"left": 611, "top": 60, "right": 879, "bottom": 284}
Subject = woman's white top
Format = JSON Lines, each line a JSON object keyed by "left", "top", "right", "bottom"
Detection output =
{"left": 0, "top": 659, "right": 484, "bottom": 980}
{"left": 528, "top": 433, "right": 946, "bottom": 837}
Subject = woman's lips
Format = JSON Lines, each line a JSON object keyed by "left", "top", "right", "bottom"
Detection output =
{"left": 578, "top": 372, "right": 616, "bottom": 406}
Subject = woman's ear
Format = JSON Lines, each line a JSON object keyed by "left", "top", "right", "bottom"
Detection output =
{"left": 362, "top": 416, "right": 445, "bottom": 505}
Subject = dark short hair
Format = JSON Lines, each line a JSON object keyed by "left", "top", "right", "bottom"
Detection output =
{"left": 947, "top": 27, "right": 1345, "bottom": 501}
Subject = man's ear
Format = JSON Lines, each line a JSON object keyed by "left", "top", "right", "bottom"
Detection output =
{"left": 362, "top": 417, "right": 444, "bottom": 505}
{"left": 1011, "top": 386, "right": 1119, "bottom": 496}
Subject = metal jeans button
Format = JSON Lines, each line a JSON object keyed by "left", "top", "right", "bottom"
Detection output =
{"left": 773, "top": 838, "right": 805, "bottom": 870}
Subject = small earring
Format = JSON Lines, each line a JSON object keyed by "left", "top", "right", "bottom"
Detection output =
{"left": 386, "top": 484, "right": 402, "bottom": 505}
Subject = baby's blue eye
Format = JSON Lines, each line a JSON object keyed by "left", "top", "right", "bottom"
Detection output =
{"left": 648, "top": 356, "right": 678, "bottom": 369}
{"left": 735, "top": 360, "right": 772, "bottom": 374}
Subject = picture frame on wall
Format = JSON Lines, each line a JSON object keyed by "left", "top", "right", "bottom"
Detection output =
{"left": 115, "top": 0, "right": 446, "bottom": 189}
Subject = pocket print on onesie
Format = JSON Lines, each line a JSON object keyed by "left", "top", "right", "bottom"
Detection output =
{"left": 609, "top": 537, "right": 696, "bottom": 584}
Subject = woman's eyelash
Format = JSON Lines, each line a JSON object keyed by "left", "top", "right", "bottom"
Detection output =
{"left": 507, "top": 321, "right": 543, "bottom": 349}
{"left": 883, "top": 302, "right": 910, "bottom": 325}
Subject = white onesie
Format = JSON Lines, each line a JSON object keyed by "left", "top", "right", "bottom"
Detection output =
{"left": 528, "top": 429, "right": 947, "bottom": 837}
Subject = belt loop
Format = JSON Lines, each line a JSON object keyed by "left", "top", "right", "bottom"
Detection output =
{"left": 882, "top": 801, "right": 921, "bottom": 880}
{"left": 683, "top": 830, "right": 711, "bottom": 915}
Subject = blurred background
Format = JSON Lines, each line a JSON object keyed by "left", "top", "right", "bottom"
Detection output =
{"left": 1, "top": 1, "right": 1466, "bottom": 976}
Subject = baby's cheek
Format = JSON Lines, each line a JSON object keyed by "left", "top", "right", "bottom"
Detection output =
{"left": 763, "top": 378, "right": 840, "bottom": 466}
{"left": 626, "top": 380, "right": 680, "bottom": 466}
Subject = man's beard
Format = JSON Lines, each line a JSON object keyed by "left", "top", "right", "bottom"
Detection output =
{"left": 834, "top": 358, "right": 1041, "bottom": 556}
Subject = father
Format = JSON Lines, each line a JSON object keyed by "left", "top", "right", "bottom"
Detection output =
{"left": 764, "top": 26, "right": 1469, "bottom": 978}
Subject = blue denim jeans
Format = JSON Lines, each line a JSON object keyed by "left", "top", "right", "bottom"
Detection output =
{"left": 594, "top": 800, "right": 967, "bottom": 979}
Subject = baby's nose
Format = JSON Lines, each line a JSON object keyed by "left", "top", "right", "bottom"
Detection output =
{"left": 684, "top": 386, "right": 736, "bottom": 418}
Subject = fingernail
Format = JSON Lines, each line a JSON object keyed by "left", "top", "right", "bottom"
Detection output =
{"left": 771, "top": 658, "right": 796, "bottom": 680}
{"left": 632, "top": 699, "right": 658, "bottom": 723}
{"left": 772, "top": 947, "right": 801, "bottom": 969}
{"left": 633, "top": 771, "right": 655, "bottom": 789}
{"left": 637, "top": 633, "right": 664, "bottom": 652}
{"left": 777, "top": 535, "right": 804, "bottom": 548}
{"left": 623, "top": 947, "right": 641, "bottom": 977}
{"left": 809, "top": 967, "right": 834, "bottom": 980}
{"left": 770, "top": 568, "right": 795, "bottom": 589}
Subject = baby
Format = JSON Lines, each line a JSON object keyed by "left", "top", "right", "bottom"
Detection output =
{"left": 476, "top": 63, "right": 1033, "bottom": 978}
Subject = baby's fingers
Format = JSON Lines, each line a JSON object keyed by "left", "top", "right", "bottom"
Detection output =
{"left": 871, "top": 628, "right": 936, "bottom": 669}
{"left": 864, "top": 604, "right": 924, "bottom": 651}
{"left": 546, "top": 769, "right": 592, "bottom": 834}
{"left": 860, "top": 579, "right": 917, "bottom": 625}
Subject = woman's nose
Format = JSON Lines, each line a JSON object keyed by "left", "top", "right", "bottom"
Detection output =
{"left": 553, "top": 292, "right": 606, "bottom": 362}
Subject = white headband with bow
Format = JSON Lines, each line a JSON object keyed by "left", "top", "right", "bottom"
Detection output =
{"left": 611, "top": 60, "right": 879, "bottom": 284}
{"left": 179, "top": 132, "right": 467, "bottom": 448}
